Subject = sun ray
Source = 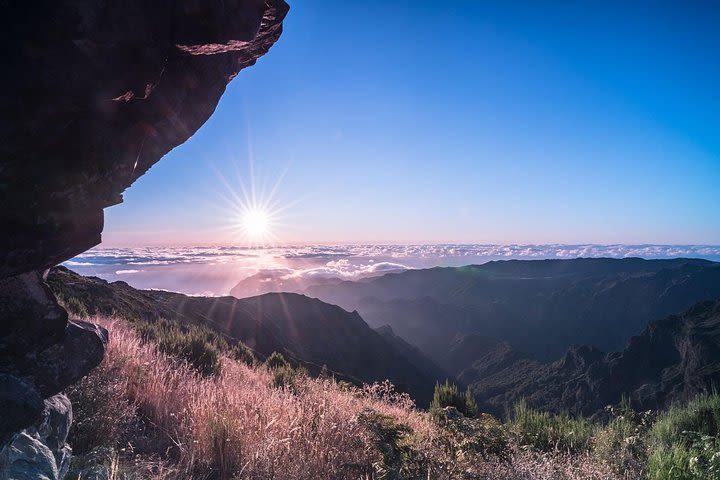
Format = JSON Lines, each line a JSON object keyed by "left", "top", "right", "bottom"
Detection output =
{"left": 210, "top": 158, "right": 298, "bottom": 247}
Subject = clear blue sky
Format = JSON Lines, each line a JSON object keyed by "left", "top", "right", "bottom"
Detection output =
{"left": 103, "top": 0, "right": 720, "bottom": 246}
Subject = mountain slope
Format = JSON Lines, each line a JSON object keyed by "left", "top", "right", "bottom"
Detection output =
{"left": 460, "top": 299, "right": 720, "bottom": 417}
{"left": 47, "top": 267, "right": 444, "bottom": 404}
{"left": 305, "top": 258, "right": 720, "bottom": 364}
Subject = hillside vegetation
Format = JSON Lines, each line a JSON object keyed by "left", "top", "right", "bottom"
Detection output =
{"left": 48, "top": 266, "right": 446, "bottom": 404}
{"left": 65, "top": 314, "right": 720, "bottom": 480}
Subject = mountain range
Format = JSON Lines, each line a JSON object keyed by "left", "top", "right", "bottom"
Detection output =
{"left": 458, "top": 299, "right": 720, "bottom": 417}
{"left": 47, "top": 266, "right": 446, "bottom": 405}
{"left": 50, "top": 257, "right": 720, "bottom": 417}
{"left": 300, "top": 258, "right": 720, "bottom": 364}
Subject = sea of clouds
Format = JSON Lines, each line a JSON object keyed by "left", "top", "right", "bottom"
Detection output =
{"left": 64, "top": 244, "right": 720, "bottom": 296}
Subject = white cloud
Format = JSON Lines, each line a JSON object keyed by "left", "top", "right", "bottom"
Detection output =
{"left": 66, "top": 243, "right": 720, "bottom": 268}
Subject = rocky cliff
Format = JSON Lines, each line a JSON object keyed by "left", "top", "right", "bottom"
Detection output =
{"left": 0, "top": 0, "right": 288, "bottom": 474}
{"left": 459, "top": 299, "right": 720, "bottom": 417}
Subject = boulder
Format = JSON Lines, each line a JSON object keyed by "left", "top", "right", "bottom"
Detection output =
{"left": 0, "top": 394, "right": 73, "bottom": 480}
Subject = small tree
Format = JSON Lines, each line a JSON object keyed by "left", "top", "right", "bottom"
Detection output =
{"left": 230, "top": 342, "right": 256, "bottom": 366}
{"left": 430, "top": 379, "right": 477, "bottom": 418}
{"left": 464, "top": 386, "right": 478, "bottom": 418}
{"left": 264, "top": 351, "right": 290, "bottom": 370}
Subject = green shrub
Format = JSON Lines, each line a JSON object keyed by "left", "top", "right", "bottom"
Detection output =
{"left": 357, "top": 408, "right": 421, "bottom": 479}
{"left": 430, "top": 380, "right": 477, "bottom": 418}
{"left": 650, "top": 393, "right": 720, "bottom": 446}
{"left": 62, "top": 295, "right": 89, "bottom": 318}
{"left": 264, "top": 351, "right": 290, "bottom": 370}
{"left": 593, "top": 397, "right": 653, "bottom": 476}
{"left": 135, "top": 320, "right": 224, "bottom": 376}
{"left": 510, "top": 400, "right": 595, "bottom": 453}
{"left": 230, "top": 341, "right": 256, "bottom": 366}
{"left": 647, "top": 392, "right": 720, "bottom": 479}
{"left": 433, "top": 408, "right": 510, "bottom": 462}
{"left": 270, "top": 364, "right": 308, "bottom": 393}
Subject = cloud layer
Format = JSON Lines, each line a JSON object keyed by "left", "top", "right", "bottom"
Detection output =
{"left": 66, "top": 244, "right": 720, "bottom": 268}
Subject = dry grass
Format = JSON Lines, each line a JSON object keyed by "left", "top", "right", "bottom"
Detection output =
{"left": 68, "top": 316, "right": 628, "bottom": 480}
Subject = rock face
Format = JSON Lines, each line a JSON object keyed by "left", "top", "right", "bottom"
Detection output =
{"left": 0, "top": 0, "right": 288, "bottom": 463}
{"left": 0, "top": 394, "right": 73, "bottom": 480}
{"left": 459, "top": 299, "right": 720, "bottom": 417}
{"left": 1, "top": 0, "right": 289, "bottom": 276}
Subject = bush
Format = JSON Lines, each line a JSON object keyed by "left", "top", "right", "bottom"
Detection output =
{"left": 271, "top": 364, "right": 308, "bottom": 392}
{"left": 135, "top": 319, "right": 224, "bottom": 376}
{"left": 230, "top": 341, "right": 256, "bottom": 366}
{"left": 510, "top": 400, "right": 595, "bottom": 453}
{"left": 61, "top": 295, "right": 89, "bottom": 318}
{"left": 430, "top": 380, "right": 477, "bottom": 418}
{"left": 593, "top": 397, "right": 653, "bottom": 476}
{"left": 647, "top": 392, "right": 720, "bottom": 479}
{"left": 264, "top": 351, "right": 290, "bottom": 370}
{"left": 433, "top": 407, "right": 511, "bottom": 462}
{"left": 357, "top": 408, "right": 419, "bottom": 479}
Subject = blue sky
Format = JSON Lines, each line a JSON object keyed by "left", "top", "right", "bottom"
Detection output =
{"left": 103, "top": 0, "right": 720, "bottom": 246}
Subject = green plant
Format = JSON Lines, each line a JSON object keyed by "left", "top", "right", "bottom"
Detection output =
{"left": 357, "top": 408, "right": 420, "bottom": 479}
{"left": 647, "top": 392, "right": 720, "bottom": 479}
{"left": 62, "top": 295, "right": 89, "bottom": 318}
{"left": 271, "top": 364, "right": 308, "bottom": 393}
{"left": 264, "top": 351, "right": 290, "bottom": 370}
{"left": 430, "top": 380, "right": 477, "bottom": 418}
{"left": 510, "top": 400, "right": 595, "bottom": 453}
{"left": 135, "top": 320, "right": 224, "bottom": 376}
{"left": 593, "top": 397, "right": 653, "bottom": 476}
{"left": 433, "top": 408, "right": 511, "bottom": 462}
{"left": 229, "top": 341, "right": 256, "bottom": 366}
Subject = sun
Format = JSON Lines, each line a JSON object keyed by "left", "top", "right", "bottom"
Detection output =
{"left": 242, "top": 208, "right": 270, "bottom": 237}
{"left": 212, "top": 159, "right": 301, "bottom": 246}
{"left": 233, "top": 201, "right": 279, "bottom": 244}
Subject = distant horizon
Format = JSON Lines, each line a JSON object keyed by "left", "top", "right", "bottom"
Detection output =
{"left": 66, "top": 243, "right": 720, "bottom": 297}
{"left": 93, "top": 240, "right": 720, "bottom": 249}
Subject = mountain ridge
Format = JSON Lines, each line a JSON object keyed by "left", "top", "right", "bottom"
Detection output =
{"left": 460, "top": 299, "right": 720, "bottom": 417}
{"left": 47, "top": 266, "right": 447, "bottom": 405}
{"left": 300, "top": 257, "right": 720, "bottom": 364}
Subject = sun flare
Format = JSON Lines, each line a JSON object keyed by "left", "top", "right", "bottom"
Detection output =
{"left": 213, "top": 159, "right": 302, "bottom": 246}
{"left": 242, "top": 208, "right": 270, "bottom": 237}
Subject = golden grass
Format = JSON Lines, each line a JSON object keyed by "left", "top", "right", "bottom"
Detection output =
{"left": 71, "top": 316, "right": 628, "bottom": 480}
{"left": 90, "top": 317, "right": 438, "bottom": 479}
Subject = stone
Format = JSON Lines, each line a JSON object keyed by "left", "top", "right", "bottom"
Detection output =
{"left": 0, "top": 394, "right": 73, "bottom": 480}
{"left": 0, "top": 273, "right": 107, "bottom": 444}
{"left": 0, "top": 375, "right": 44, "bottom": 448}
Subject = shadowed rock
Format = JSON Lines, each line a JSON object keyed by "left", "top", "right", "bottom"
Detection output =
{"left": 0, "top": 394, "right": 73, "bottom": 480}
{"left": 0, "top": 0, "right": 289, "bottom": 276}
{"left": 0, "top": 0, "right": 289, "bottom": 461}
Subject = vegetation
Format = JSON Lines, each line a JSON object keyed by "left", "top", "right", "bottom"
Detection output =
{"left": 135, "top": 319, "right": 226, "bottom": 376}
{"left": 60, "top": 295, "right": 89, "bottom": 318}
{"left": 509, "top": 400, "right": 595, "bottom": 454}
{"left": 263, "top": 351, "right": 308, "bottom": 392}
{"left": 646, "top": 392, "right": 720, "bottom": 479}
{"left": 430, "top": 379, "right": 478, "bottom": 418}
{"left": 66, "top": 314, "right": 720, "bottom": 480}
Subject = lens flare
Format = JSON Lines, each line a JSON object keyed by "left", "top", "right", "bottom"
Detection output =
{"left": 211, "top": 156, "right": 305, "bottom": 246}
{"left": 241, "top": 207, "right": 271, "bottom": 238}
